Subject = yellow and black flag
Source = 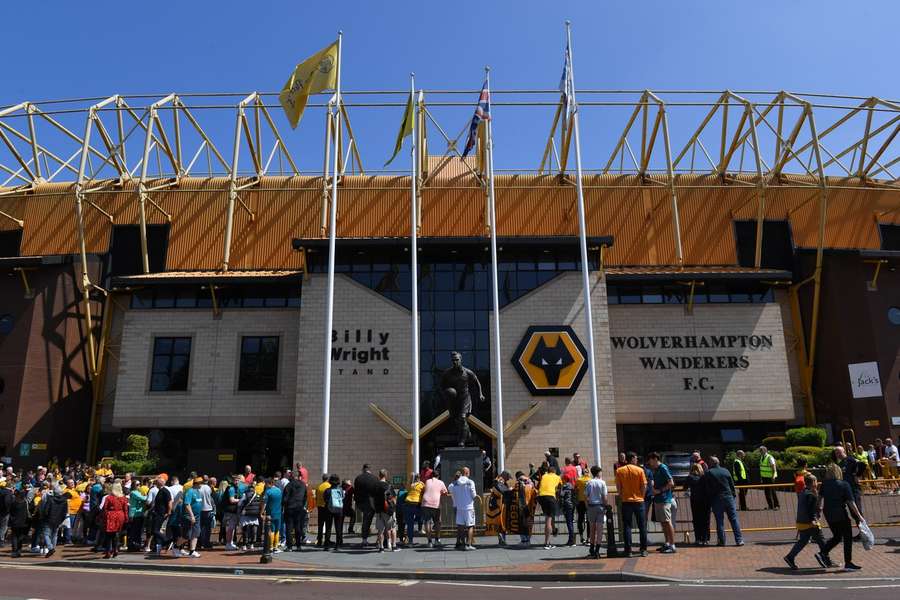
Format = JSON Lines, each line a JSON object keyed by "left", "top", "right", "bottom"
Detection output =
{"left": 384, "top": 91, "right": 414, "bottom": 166}
{"left": 279, "top": 41, "right": 339, "bottom": 129}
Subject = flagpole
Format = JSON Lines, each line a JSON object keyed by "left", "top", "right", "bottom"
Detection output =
{"left": 566, "top": 21, "right": 602, "bottom": 470}
{"left": 410, "top": 73, "right": 421, "bottom": 476}
{"left": 321, "top": 30, "right": 342, "bottom": 475}
{"left": 485, "top": 66, "right": 506, "bottom": 475}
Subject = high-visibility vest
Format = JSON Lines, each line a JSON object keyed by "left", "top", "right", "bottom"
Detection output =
{"left": 759, "top": 454, "right": 776, "bottom": 479}
{"left": 732, "top": 459, "right": 747, "bottom": 481}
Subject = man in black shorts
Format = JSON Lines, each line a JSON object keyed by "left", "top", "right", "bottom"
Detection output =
{"left": 537, "top": 466, "right": 561, "bottom": 550}
{"left": 421, "top": 473, "right": 448, "bottom": 548}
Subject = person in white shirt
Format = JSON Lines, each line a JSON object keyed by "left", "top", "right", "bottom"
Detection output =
{"left": 885, "top": 439, "right": 899, "bottom": 464}
{"left": 448, "top": 467, "right": 477, "bottom": 551}
{"left": 584, "top": 466, "right": 608, "bottom": 556}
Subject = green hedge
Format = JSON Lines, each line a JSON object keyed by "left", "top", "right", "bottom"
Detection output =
{"left": 125, "top": 434, "right": 150, "bottom": 456}
{"left": 111, "top": 434, "right": 156, "bottom": 476}
{"left": 761, "top": 436, "right": 787, "bottom": 451}
{"left": 786, "top": 427, "right": 826, "bottom": 448}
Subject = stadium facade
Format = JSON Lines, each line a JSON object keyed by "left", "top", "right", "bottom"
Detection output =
{"left": 0, "top": 90, "right": 898, "bottom": 479}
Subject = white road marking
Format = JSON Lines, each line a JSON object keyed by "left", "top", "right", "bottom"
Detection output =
{"left": 846, "top": 585, "right": 900, "bottom": 589}
{"left": 0, "top": 563, "right": 407, "bottom": 585}
{"left": 541, "top": 584, "right": 670, "bottom": 589}
{"left": 399, "top": 580, "right": 419, "bottom": 586}
{"left": 427, "top": 581, "right": 533, "bottom": 589}
{"left": 680, "top": 584, "right": 828, "bottom": 590}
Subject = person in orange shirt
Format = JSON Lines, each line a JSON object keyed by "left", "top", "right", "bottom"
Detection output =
{"left": 615, "top": 451, "right": 649, "bottom": 557}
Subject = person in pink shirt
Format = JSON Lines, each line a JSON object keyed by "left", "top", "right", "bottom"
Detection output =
{"left": 242, "top": 465, "right": 255, "bottom": 484}
{"left": 421, "top": 475, "right": 448, "bottom": 548}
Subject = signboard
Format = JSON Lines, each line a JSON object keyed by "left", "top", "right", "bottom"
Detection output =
{"left": 511, "top": 326, "right": 588, "bottom": 396}
{"left": 19, "top": 443, "right": 30, "bottom": 457}
{"left": 864, "top": 419, "right": 881, "bottom": 427}
{"left": 892, "top": 416, "right": 900, "bottom": 427}
{"left": 848, "top": 362, "right": 882, "bottom": 399}
{"left": 218, "top": 454, "right": 234, "bottom": 462}
{"left": 31, "top": 443, "right": 47, "bottom": 451}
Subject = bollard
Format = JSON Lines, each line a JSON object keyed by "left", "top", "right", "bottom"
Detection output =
{"left": 605, "top": 504, "right": 619, "bottom": 557}
{"left": 260, "top": 515, "right": 272, "bottom": 564}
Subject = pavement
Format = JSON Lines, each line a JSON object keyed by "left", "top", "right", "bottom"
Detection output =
{"left": 2, "top": 527, "right": 899, "bottom": 583}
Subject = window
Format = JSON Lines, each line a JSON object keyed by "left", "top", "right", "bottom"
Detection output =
{"left": 130, "top": 284, "right": 300, "bottom": 309}
{"left": 150, "top": 337, "right": 191, "bottom": 392}
{"left": 238, "top": 336, "right": 279, "bottom": 391}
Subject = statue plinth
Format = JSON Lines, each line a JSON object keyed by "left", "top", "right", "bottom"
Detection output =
{"left": 438, "top": 446, "right": 484, "bottom": 495}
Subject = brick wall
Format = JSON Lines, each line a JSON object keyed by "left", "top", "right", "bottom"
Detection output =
{"left": 112, "top": 308, "right": 299, "bottom": 428}
{"left": 495, "top": 272, "right": 619, "bottom": 476}
{"left": 608, "top": 300, "right": 796, "bottom": 423}
{"left": 293, "top": 274, "right": 413, "bottom": 482}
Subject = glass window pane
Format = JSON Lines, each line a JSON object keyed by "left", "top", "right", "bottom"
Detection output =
{"left": 152, "top": 355, "right": 171, "bottom": 374}
{"left": 708, "top": 284, "right": 730, "bottom": 303}
{"left": 435, "top": 331, "right": 454, "bottom": 351}
{"left": 154, "top": 291, "right": 174, "bottom": 308}
{"left": 435, "top": 311, "right": 454, "bottom": 330}
{"left": 132, "top": 290, "right": 153, "bottom": 308}
{"left": 420, "top": 331, "right": 434, "bottom": 350}
{"left": 154, "top": 338, "right": 173, "bottom": 354}
{"left": 455, "top": 311, "right": 475, "bottom": 329}
{"left": 172, "top": 338, "right": 191, "bottom": 354}
{"left": 242, "top": 337, "right": 260, "bottom": 354}
{"left": 642, "top": 286, "right": 663, "bottom": 304}
{"left": 150, "top": 374, "right": 169, "bottom": 391}
{"left": 456, "top": 331, "right": 475, "bottom": 351}
{"left": 620, "top": 287, "right": 642, "bottom": 304}
{"left": 517, "top": 270, "right": 537, "bottom": 292}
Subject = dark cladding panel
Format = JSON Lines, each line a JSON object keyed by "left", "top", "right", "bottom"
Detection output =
{"left": 0, "top": 229, "right": 22, "bottom": 257}
{"left": 881, "top": 224, "right": 900, "bottom": 251}
{"left": 109, "top": 224, "right": 170, "bottom": 276}
{"left": 734, "top": 220, "right": 794, "bottom": 271}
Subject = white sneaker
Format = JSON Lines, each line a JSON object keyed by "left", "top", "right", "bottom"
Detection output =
{"left": 180, "top": 549, "right": 191, "bottom": 557}
{"left": 224, "top": 543, "right": 238, "bottom": 551}
{"left": 189, "top": 551, "right": 201, "bottom": 558}
{"left": 273, "top": 548, "right": 283, "bottom": 554}
{"left": 170, "top": 548, "right": 180, "bottom": 558}
{"left": 392, "top": 546, "right": 401, "bottom": 552}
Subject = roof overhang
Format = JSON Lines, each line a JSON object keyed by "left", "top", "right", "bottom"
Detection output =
{"left": 111, "top": 270, "right": 303, "bottom": 289}
{"left": 292, "top": 235, "right": 615, "bottom": 252}
{"left": 0, "top": 255, "right": 71, "bottom": 269}
{"left": 605, "top": 266, "right": 792, "bottom": 282}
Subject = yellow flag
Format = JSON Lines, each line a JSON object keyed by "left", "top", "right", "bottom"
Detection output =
{"left": 279, "top": 41, "right": 339, "bottom": 130}
{"left": 384, "top": 91, "right": 414, "bottom": 166}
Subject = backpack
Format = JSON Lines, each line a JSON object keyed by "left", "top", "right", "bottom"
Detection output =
{"left": 327, "top": 487, "right": 344, "bottom": 515}
{"left": 383, "top": 487, "right": 396, "bottom": 515}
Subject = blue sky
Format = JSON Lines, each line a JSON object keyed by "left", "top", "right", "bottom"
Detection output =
{"left": 3, "top": 1, "right": 898, "bottom": 174}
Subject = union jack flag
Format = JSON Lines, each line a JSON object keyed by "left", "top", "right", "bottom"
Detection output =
{"left": 461, "top": 80, "right": 491, "bottom": 158}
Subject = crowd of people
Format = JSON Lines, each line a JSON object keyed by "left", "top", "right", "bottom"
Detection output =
{"left": 0, "top": 439, "right": 889, "bottom": 567}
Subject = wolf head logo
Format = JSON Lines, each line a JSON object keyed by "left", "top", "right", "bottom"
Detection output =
{"left": 528, "top": 336, "right": 575, "bottom": 386}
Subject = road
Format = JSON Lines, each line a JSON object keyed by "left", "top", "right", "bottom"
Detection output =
{"left": 0, "top": 564, "right": 896, "bottom": 599}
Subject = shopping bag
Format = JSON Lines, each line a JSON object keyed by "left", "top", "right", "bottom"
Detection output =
{"left": 858, "top": 519, "right": 874, "bottom": 551}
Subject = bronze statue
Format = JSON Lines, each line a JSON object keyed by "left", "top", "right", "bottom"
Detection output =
{"left": 439, "top": 351, "right": 484, "bottom": 446}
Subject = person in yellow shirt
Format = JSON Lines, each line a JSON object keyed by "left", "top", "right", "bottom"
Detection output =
{"left": 575, "top": 470, "right": 591, "bottom": 544}
{"left": 537, "top": 465, "right": 561, "bottom": 549}
{"left": 315, "top": 475, "right": 331, "bottom": 547}
{"left": 63, "top": 478, "right": 83, "bottom": 545}
{"left": 403, "top": 473, "right": 425, "bottom": 546}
